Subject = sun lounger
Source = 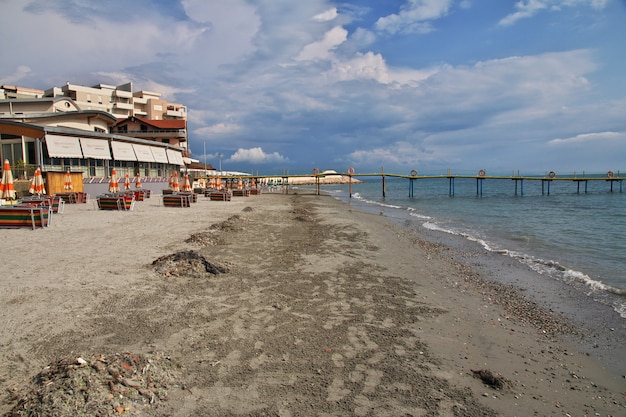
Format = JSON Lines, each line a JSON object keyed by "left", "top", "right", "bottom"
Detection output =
{"left": 232, "top": 189, "right": 250, "bottom": 197}
{"left": 208, "top": 191, "right": 232, "bottom": 201}
{"left": 0, "top": 205, "right": 51, "bottom": 229}
{"left": 97, "top": 194, "right": 134, "bottom": 211}
{"left": 163, "top": 194, "right": 192, "bottom": 207}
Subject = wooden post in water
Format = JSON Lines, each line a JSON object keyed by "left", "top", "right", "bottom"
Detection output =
{"left": 381, "top": 166, "right": 386, "bottom": 198}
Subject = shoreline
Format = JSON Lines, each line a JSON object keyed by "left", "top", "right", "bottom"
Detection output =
{"left": 327, "top": 187, "right": 626, "bottom": 379}
{"left": 1, "top": 190, "right": 624, "bottom": 416}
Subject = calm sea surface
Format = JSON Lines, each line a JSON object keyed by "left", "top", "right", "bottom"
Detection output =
{"left": 314, "top": 175, "right": 625, "bottom": 318}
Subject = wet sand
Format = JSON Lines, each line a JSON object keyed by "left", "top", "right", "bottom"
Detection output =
{"left": 0, "top": 190, "right": 624, "bottom": 416}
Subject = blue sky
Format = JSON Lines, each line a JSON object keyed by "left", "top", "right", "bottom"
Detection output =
{"left": 1, "top": 0, "right": 625, "bottom": 175}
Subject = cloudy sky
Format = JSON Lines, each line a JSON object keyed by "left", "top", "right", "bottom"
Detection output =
{"left": 1, "top": 0, "right": 625, "bottom": 175}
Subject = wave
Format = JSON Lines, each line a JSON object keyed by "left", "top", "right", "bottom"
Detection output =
{"left": 352, "top": 193, "right": 432, "bottom": 218}
{"left": 423, "top": 221, "right": 626, "bottom": 317}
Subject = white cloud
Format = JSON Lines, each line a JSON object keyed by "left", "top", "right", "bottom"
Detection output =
{"left": 349, "top": 142, "right": 423, "bottom": 166}
{"left": 326, "top": 52, "right": 390, "bottom": 83}
{"left": 228, "top": 147, "right": 288, "bottom": 164}
{"left": 295, "top": 26, "right": 348, "bottom": 61}
{"left": 375, "top": 0, "right": 453, "bottom": 35}
{"left": 548, "top": 131, "right": 625, "bottom": 145}
{"left": 499, "top": 0, "right": 609, "bottom": 26}
{"left": 312, "top": 7, "right": 338, "bottom": 22}
{"left": 194, "top": 123, "right": 242, "bottom": 136}
{"left": 0, "top": 65, "right": 31, "bottom": 85}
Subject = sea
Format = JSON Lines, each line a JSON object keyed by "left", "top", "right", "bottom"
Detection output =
{"left": 305, "top": 173, "right": 625, "bottom": 319}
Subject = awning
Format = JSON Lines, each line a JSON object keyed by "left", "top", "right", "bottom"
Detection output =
{"left": 80, "top": 138, "right": 111, "bottom": 160}
{"left": 182, "top": 157, "right": 199, "bottom": 164}
{"left": 45, "top": 134, "right": 83, "bottom": 158}
{"left": 166, "top": 149, "right": 185, "bottom": 166}
{"left": 132, "top": 144, "right": 156, "bottom": 162}
{"left": 110, "top": 141, "right": 137, "bottom": 161}
{"left": 150, "top": 147, "right": 168, "bottom": 163}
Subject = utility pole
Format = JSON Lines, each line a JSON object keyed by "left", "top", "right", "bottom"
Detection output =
{"left": 203, "top": 141, "right": 207, "bottom": 175}
{"left": 217, "top": 153, "right": 223, "bottom": 175}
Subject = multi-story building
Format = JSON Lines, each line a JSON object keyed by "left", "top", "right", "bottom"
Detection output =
{"left": 0, "top": 82, "right": 190, "bottom": 179}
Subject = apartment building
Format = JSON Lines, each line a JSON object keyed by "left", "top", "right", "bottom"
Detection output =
{"left": 0, "top": 82, "right": 189, "bottom": 178}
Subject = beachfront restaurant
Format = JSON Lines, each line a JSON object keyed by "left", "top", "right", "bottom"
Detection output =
{"left": 0, "top": 120, "right": 185, "bottom": 181}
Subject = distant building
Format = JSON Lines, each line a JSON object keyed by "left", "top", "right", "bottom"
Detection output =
{"left": 0, "top": 82, "right": 189, "bottom": 179}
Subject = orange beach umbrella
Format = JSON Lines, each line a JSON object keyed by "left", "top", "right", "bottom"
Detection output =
{"left": 171, "top": 172, "right": 180, "bottom": 192}
{"left": 63, "top": 171, "right": 73, "bottom": 190}
{"left": 198, "top": 177, "right": 206, "bottom": 189}
{"left": 124, "top": 173, "right": 131, "bottom": 190}
{"left": 109, "top": 168, "right": 119, "bottom": 193}
{"left": 182, "top": 174, "right": 192, "bottom": 192}
{"left": 135, "top": 173, "right": 142, "bottom": 189}
{"left": 29, "top": 167, "right": 46, "bottom": 196}
{"left": 0, "top": 159, "right": 16, "bottom": 200}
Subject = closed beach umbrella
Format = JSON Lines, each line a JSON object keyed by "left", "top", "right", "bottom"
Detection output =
{"left": 109, "top": 168, "right": 119, "bottom": 193}
{"left": 237, "top": 177, "right": 243, "bottom": 189}
{"left": 198, "top": 177, "right": 206, "bottom": 188}
{"left": 182, "top": 174, "right": 192, "bottom": 192}
{"left": 208, "top": 176, "right": 216, "bottom": 189}
{"left": 216, "top": 177, "right": 223, "bottom": 190}
{"left": 135, "top": 173, "right": 142, "bottom": 189}
{"left": 29, "top": 167, "right": 46, "bottom": 196}
{"left": 124, "top": 173, "right": 131, "bottom": 190}
{"left": 0, "top": 159, "right": 16, "bottom": 200}
{"left": 63, "top": 171, "right": 73, "bottom": 190}
{"left": 171, "top": 172, "right": 180, "bottom": 192}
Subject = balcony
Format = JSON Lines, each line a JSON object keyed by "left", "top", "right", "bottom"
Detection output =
{"left": 114, "top": 102, "right": 133, "bottom": 110}
{"left": 114, "top": 90, "right": 133, "bottom": 98}
{"left": 166, "top": 109, "right": 183, "bottom": 117}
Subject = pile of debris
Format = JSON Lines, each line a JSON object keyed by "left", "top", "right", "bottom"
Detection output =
{"left": 8, "top": 352, "right": 180, "bottom": 417}
{"left": 151, "top": 250, "right": 228, "bottom": 277}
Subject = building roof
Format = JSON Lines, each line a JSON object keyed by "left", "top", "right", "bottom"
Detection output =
{"left": 114, "top": 117, "right": 186, "bottom": 130}
{"left": 136, "top": 117, "right": 186, "bottom": 129}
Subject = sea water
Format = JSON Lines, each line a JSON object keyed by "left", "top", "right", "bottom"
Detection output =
{"left": 318, "top": 175, "right": 625, "bottom": 318}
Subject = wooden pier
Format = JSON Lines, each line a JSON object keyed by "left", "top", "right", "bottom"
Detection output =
{"left": 203, "top": 169, "right": 623, "bottom": 198}
{"left": 341, "top": 170, "right": 623, "bottom": 198}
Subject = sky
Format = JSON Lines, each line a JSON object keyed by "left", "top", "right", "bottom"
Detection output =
{"left": 1, "top": 0, "right": 625, "bottom": 175}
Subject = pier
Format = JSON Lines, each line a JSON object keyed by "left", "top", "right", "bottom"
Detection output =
{"left": 340, "top": 169, "right": 623, "bottom": 198}
{"left": 209, "top": 169, "right": 623, "bottom": 198}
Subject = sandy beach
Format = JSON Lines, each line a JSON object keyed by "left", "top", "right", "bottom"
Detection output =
{"left": 0, "top": 190, "right": 624, "bottom": 416}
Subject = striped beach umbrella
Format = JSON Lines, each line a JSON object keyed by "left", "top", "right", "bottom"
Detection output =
{"left": 198, "top": 177, "right": 206, "bottom": 189}
{"left": 29, "top": 167, "right": 46, "bottom": 196}
{"left": 124, "top": 173, "right": 131, "bottom": 190}
{"left": 0, "top": 159, "right": 16, "bottom": 200}
{"left": 135, "top": 173, "right": 142, "bottom": 189}
{"left": 109, "top": 168, "right": 119, "bottom": 193}
{"left": 208, "top": 176, "right": 216, "bottom": 189}
{"left": 216, "top": 177, "right": 223, "bottom": 190}
{"left": 182, "top": 174, "right": 192, "bottom": 192}
{"left": 171, "top": 172, "right": 180, "bottom": 192}
{"left": 63, "top": 171, "right": 73, "bottom": 190}
{"left": 237, "top": 177, "right": 243, "bottom": 189}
